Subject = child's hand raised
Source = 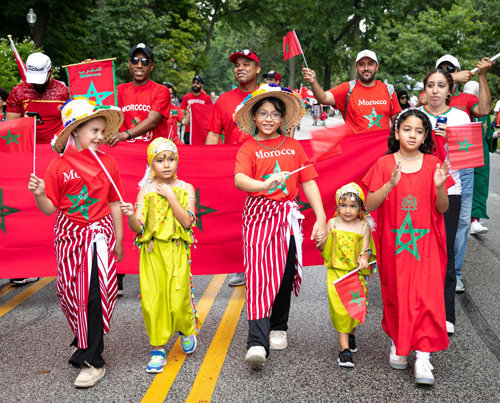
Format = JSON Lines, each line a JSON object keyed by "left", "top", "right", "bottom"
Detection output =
{"left": 157, "top": 183, "right": 175, "bottom": 199}
{"left": 434, "top": 161, "right": 450, "bottom": 189}
{"left": 28, "top": 173, "right": 45, "bottom": 196}
{"left": 389, "top": 161, "right": 402, "bottom": 187}
{"left": 120, "top": 201, "right": 135, "bottom": 216}
{"left": 262, "top": 172, "right": 289, "bottom": 191}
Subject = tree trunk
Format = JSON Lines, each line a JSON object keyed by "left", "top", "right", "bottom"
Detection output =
{"left": 203, "top": 0, "right": 221, "bottom": 55}
{"left": 33, "top": 0, "right": 50, "bottom": 47}
{"left": 289, "top": 57, "right": 296, "bottom": 89}
{"left": 348, "top": 14, "right": 361, "bottom": 81}
{"left": 323, "top": 61, "right": 331, "bottom": 90}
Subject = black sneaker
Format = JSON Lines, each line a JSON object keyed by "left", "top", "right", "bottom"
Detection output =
{"left": 349, "top": 335, "right": 357, "bottom": 353}
{"left": 338, "top": 348, "right": 354, "bottom": 368}
{"left": 117, "top": 274, "right": 125, "bottom": 296}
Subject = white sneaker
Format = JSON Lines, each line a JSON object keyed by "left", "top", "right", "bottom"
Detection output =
{"left": 389, "top": 345, "right": 407, "bottom": 370}
{"left": 74, "top": 363, "right": 106, "bottom": 388}
{"left": 245, "top": 346, "right": 266, "bottom": 367}
{"left": 414, "top": 359, "right": 435, "bottom": 385}
{"left": 269, "top": 330, "right": 287, "bottom": 350}
{"left": 11, "top": 277, "right": 39, "bottom": 285}
{"left": 228, "top": 273, "right": 245, "bottom": 287}
{"left": 446, "top": 321, "right": 455, "bottom": 334}
{"left": 456, "top": 278, "right": 465, "bottom": 292}
{"left": 470, "top": 221, "right": 488, "bottom": 235}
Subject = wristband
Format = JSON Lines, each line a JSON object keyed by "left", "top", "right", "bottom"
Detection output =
{"left": 125, "top": 130, "right": 132, "bottom": 140}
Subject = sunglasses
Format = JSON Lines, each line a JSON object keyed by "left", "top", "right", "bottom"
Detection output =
{"left": 440, "top": 66, "right": 456, "bottom": 74}
{"left": 400, "top": 96, "right": 408, "bottom": 99}
{"left": 130, "top": 57, "right": 151, "bottom": 66}
{"left": 234, "top": 49, "right": 259, "bottom": 58}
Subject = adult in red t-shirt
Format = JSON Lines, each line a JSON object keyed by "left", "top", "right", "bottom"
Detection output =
{"left": 180, "top": 75, "right": 212, "bottom": 144}
{"left": 303, "top": 49, "right": 401, "bottom": 134}
{"left": 6, "top": 52, "right": 69, "bottom": 144}
{"left": 205, "top": 49, "right": 262, "bottom": 145}
{"left": 108, "top": 43, "right": 178, "bottom": 146}
{"left": 162, "top": 82, "right": 186, "bottom": 142}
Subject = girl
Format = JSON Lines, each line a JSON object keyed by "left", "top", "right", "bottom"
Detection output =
{"left": 233, "top": 84, "right": 326, "bottom": 367}
{"left": 419, "top": 69, "right": 471, "bottom": 328}
{"left": 363, "top": 108, "right": 450, "bottom": 385}
{"left": 315, "top": 183, "right": 376, "bottom": 368}
{"left": 27, "top": 98, "right": 125, "bottom": 388}
{"left": 120, "top": 137, "right": 201, "bottom": 374}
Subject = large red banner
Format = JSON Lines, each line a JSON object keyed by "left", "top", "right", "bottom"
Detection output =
{"left": 64, "top": 59, "right": 118, "bottom": 107}
{"left": 0, "top": 130, "right": 389, "bottom": 278}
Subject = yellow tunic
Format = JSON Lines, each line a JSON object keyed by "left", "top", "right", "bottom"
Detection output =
{"left": 321, "top": 219, "right": 376, "bottom": 333}
{"left": 137, "top": 186, "right": 201, "bottom": 346}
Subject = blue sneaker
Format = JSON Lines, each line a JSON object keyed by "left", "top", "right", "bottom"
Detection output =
{"left": 146, "top": 349, "right": 166, "bottom": 373}
{"left": 180, "top": 334, "right": 197, "bottom": 354}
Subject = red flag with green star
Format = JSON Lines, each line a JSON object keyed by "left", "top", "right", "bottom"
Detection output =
{"left": 283, "top": 30, "right": 302, "bottom": 61}
{"left": 447, "top": 122, "right": 484, "bottom": 169}
{"left": 333, "top": 269, "right": 367, "bottom": 324}
{"left": 0, "top": 117, "right": 34, "bottom": 153}
{"left": 307, "top": 121, "right": 346, "bottom": 163}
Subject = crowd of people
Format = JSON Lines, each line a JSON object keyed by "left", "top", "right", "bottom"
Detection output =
{"left": 2, "top": 41, "right": 498, "bottom": 389}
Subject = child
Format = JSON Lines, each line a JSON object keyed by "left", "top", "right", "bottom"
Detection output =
{"left": 120, "top": 137, "right": 201, "bottom": 374}
{"left": 362, "top": 108, "right": 451, "bottom": 385}
{"left": 233, "top": 84, "right": 326, "bottom": 367}
{"left": 27, "top": 98, "right": 125, "bottom": 388}
{"left": 315, "top": 182, "right": 376, "bottom": 368}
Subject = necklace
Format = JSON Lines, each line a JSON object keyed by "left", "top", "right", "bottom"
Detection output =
{"left": 398, "top": 150, "right": 420, "bottom": 161}
{"left": 254, "top": 135, "right": 286, "bottom": 151}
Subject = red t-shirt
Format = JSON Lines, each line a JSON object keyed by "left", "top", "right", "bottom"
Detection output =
{"left": 45, "top": 153, "right": 125, "bottom": 225}
{"left": 234, "top": 137, "right": 318, "bottom": 202}
{"left": 328, "top": 80, "right": 401, "bottom": 134}
{"left": 117, "top": 80, "right": 176, "bottom": 144}
{"left": 180, "top": 91, "right": 212, "bottom": 132}
{"left": 205, "top": 87, "right": 253, "bottom": 145}
{"left": 449, "top": 91, "right": 478, "bottom": 121}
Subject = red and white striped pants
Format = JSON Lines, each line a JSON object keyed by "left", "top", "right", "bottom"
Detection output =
{"left": 54, "top": 211, "right": 118, "bottom": 349}
{"left": 242, "top": 196, "right": 304, "bottom": 321}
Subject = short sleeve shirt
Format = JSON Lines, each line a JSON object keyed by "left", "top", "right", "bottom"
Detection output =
{"left": 234, "top": 136, "right": 318, "bottom": 202}
{"left": 44, "top": 153, "right": 124, "bottom": 225}
{"left": 205, "top": 87, "right": 253, "bottom": 145}
{"left": 117, "top": 80, "right": 172, "bottom": 143}
{"left": 494, "top": 100, "right": 500, "bottom": 113}
{"left": 328, "top": 80, "right": 401, "bottom": 134}
{"left": 180, "top": 92, "right": 212, "bottom": 132}
{"left": 6, "top": 79, "right": 69, "bottom": 114}
{"left": 449, "top": 91, "right": 478, "bottom": 121}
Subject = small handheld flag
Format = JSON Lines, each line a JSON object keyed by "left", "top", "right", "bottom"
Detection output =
{"left": 88, "top": 147, "right": 124, "bottom": 202}
{"left": 7, "top": 35, "right": 27, "bottom": 81}
{"left": 283, "top": 30, "right": 309, "bottom": 69}
{"left": 0, "top": 117, "right": 34, "bottom": 154}
{"left": 447, "top": 122, "right": 484, "bottom": 169}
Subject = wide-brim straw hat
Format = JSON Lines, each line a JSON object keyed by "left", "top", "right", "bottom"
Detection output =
{"left": 233, "top": 84, "right": 305, "bottom": 136}
{"left": 53, "top": 97, "right": 124, "bottom": 153}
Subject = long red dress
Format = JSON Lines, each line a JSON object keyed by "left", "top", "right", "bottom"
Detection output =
{"left": 362, "top": 154, "right": 449, "bottom": 355}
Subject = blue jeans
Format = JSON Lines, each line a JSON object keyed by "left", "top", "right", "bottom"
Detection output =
{"left": 454, "top": 169, "right": 474, "bottom": 280}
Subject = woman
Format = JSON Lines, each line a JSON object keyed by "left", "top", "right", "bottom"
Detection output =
{"left": 397, "top": 90, "right": 410, "bottom": 110}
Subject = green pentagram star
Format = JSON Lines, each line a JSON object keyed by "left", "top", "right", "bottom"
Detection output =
{"left": 195, "top": 188, "right": 217, "bottom": 233}
{"left": 261, "top": 160, "right": 289, "bottom": 195}
{"left": 66, "top": 184, "right": 100, "bottom": 221}
{"left": 391, "top": 211, "right": 430, "bottom": 260}
{"left": 458, "top": 138, "right": 472, "bottom": 153}
{"left": 363, "top": 107, "right": 384, "bottom": 129}
{"left": 0, "top": 130, "right": 20, "bottom": 145}
{"left": 0, "top": 188, "right": 21, "bottom": 234}
{"left": 76, "top": 81, "right": 113, "bottom": 107}
{"left": 350, "top": 290, "right": 365, "bottom": 306}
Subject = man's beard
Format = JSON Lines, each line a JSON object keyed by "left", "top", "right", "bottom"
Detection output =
{"left": 33, "top": 81, "right": 50, "bottom": 93}
{"left": 358, "top": 71, "right": 376, "bottom": 84}
{"left": 192, "top": 86, "right": 201, "bottom": 94}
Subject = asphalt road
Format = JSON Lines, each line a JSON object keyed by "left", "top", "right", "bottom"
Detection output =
{"left": 1, "top": 119, "right": 499, "bottom": 403}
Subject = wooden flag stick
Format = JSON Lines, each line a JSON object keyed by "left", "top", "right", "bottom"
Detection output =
{"left": 88, "top": 147, "right": 124, "bottom": 202}
{"left": 293, "top": 29, "right": 309, "bottom": 69}
{"left": 287, "top": 164, "right": 312, "bottom": 177}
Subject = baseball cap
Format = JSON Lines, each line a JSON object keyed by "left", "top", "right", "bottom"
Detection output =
{"left": 129, "top": 43, "right": 153, "bottom": 60}
{"left": 463, "top": 81, "right": 479, "bottom": 97}
{"left": 193, "top": 75, "right": 204, "bottom": 84}
{"left": 435, "top": 55, "right": 461, "bottom": 71}
{"left": 263, "top": 71, "right": 282, "bottom": 82}
{"left": 229, "top": 49, "right": 260, "bottom": 65}
{"left": 355, "top": 49, "right": 378, "bottom": 64}
{"left": 25, "top": 53, "right": 52, "bottom": 85}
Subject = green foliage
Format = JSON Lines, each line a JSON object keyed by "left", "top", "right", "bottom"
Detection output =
{"left": 0, "top": 37, "right": 40, "bottom": 91}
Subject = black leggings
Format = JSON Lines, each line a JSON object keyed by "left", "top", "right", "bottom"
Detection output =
{"left": 444, "top": 195, "right": 461, "bottom": 325}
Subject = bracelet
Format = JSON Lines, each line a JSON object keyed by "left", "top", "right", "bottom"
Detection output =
{"left": 125, "top": 130, "right": 132, "bottom": 140}
{"left": 383, "top": 183, "right": 391, "bottom": 200}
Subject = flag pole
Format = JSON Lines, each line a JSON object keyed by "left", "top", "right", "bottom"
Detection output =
{"left": 87, "top": 147, "right": 124, "bottom": 202}
{"left": 293, "top": 29, "right": 309, "bottom": 69}
{"left": 33, "top": 117, "right": 36, "bottom": 174}
{"left": 332, "top": 261, "right": 377, "bottom": 285}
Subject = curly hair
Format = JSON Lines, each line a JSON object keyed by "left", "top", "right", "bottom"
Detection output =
{"left": 387, "top": 108, "right": 435, "bottom": 154}
{"left": 423, "top": 68, "right": 454, "bottom": 106}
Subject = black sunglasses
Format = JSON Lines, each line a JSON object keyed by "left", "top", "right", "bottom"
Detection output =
{"left": 234, "top": 49, "right": 259, "bottom": 58}
{"left": 440, "top": 66, "right": 456, "bottom": 74}
{"left": 130, "top": 57, "right": 151, "bottom": 66}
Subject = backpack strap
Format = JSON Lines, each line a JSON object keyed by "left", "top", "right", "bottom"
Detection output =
{"left": 343, "top": 80, "right": 357, "bottom": 120}
{"left": 385, "top": 83, "right": 395, "bottom": 112}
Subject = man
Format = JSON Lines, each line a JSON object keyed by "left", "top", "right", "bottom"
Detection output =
{"left": 180, "top": 75, "right": 212, "bottom": 144}
{"left": 6, "top": 52, "right": 69, "bottom": 286}
{"left": 205, "top": 49, "right": 261, "bottom": 286}
{"left": 410, "top": 92, "right": 418, "bottom": 106}
{"left": 6, "top": 52, "right": 69, "bottom": 144}
{"left": 263, "top": 71, "right": 281, "bottom": 85}
{"left": 210, "top": 92, "right": 218, "bottom": 104}
{"left": 108, "top": 43, "right": 179, "bottom": 147}
{"left": 163, "top": 82, "right": 187, "bottom": 140}
{"left": 303, "top": 49, "right": 401, "bottom": 134}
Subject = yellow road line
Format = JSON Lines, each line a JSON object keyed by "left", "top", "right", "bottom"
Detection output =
{"left": 0, "top": 283, "right": 16, "bottom": 299}
{"left": 186, "top": 285, "right": 246, "bottom": 403}
{"left": 0, "top": 277, "right": 55, "bottom": 318}
{"left": 141, "top": 274, "right": 227, "bottom": 403}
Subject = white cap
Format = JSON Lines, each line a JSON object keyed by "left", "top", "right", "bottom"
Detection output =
{"left": 463, "top": 81, "right": 479, "bottom": 97}
{"left": 355, "top": 49, "right": 378, "bottom": 64}
{"left": 25, "top": 53, "right": 52, "bottom": 85}
{"left": 435, "top": 55, "right": 461, "bottom": 71}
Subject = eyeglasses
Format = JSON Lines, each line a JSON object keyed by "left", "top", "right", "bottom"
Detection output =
{"left": 130, "top": 57, "right": 151, "bottom": 66}
{"left": 256, "top": 110, "right": 282, "bottom": 120}
{"left": 235, "top": 49, "right": 259, "bottom": 58}
{"left": 400, "top": 96, "right": 408, "bottom": 99}
{"left": 440, "top": 66, "right": 456, "bottom": 74}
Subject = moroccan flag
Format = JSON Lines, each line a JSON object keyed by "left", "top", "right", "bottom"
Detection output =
{"left": 190, "top": 103, "right": 219, "bottom": 145}
{"left": 300, "top": 86, "right": 315, "bottom": 101}
{"left": 22, "top": 100, "right": 65, "bottom": 144}
{"left": 307, "top": 121, "right": 346, "bottom": 163}
{"left": 64, "top": 59, "right": 118, "bottom": 107}
{"left": 447, "top": 122, "right": 484, "bottom": 169}
{"left": 0, "top": 117, "right": 34, "bottom": 153}
{"left": 333, "top": 269, "right": 367, "bottom": 324}
{"left": 283, "top": 30, "right": 302, "bottom": 61}
{"left": 8, "top": 35, "right": 27, "bottom": 81}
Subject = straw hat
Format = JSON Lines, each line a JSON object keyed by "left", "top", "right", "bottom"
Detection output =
{"left": 53, "top": 97, "right": 124, "bottom": 153}
{"left": 233, "top": 84, "right": 305, "bottom": 136}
